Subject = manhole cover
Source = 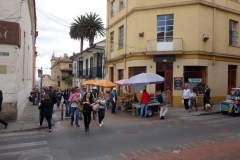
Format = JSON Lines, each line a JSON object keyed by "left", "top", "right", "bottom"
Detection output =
{"left": 23, "top": 154, "right": 53, "bottom": 160}
{"left": 117, "top": 130, "right": 138, "bottom": 134}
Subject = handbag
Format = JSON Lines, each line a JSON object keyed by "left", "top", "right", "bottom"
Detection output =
{"left": 79, "top": 105, "right": 84, "bottom": 113}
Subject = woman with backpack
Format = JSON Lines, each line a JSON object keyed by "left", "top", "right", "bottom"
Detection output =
{"left": 158, "top": 89, "right": 168, "bottom": 120}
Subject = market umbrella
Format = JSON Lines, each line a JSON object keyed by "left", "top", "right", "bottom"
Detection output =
{"left": 82, "top": 80, "right": 96, "bottom": 86}
{"left": 94, "top": 80, "right": 116, "bottom": 88}
{"left": 114, "top": 79, "right": 127, "bottom": 85}
{"left": 122, "top": 73, "right": 164, "bottom": 86}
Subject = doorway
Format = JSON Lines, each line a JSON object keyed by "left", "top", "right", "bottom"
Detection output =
{"left": 156, "top": 62, "right": 173, "bottom": 104}
{"left": 228, "top": 65, "right": 237, "bottom": 94}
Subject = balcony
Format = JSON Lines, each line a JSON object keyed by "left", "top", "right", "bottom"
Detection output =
{"left": 78, "top": 70, "right": 83, "bottom": 77}
{"left": 147, "top": 38, "right": 182, "bottom": 52}
{"left": 92, "top": 66, "right": 102, "bottom": 78}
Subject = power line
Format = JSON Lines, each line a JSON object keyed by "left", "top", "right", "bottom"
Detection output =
{"left": 38, "top": 22, "right": 69, "bottom": 32}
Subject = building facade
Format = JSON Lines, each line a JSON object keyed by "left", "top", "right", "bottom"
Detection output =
{"left": 42, "top": 74, "right": 52, "bottom": 87}
{"left": 0, "top": 0, "right": 37, "bottom": 120}
{"left": 105, "top": 0, "right": 240, "bottom": 107}
{"left": 72, "top": 40, "right": 106, "bottom": 88}
{"left": 50, "top": 53, "right": 73, "bottom": 90}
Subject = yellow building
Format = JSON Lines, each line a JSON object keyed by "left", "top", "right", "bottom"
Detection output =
{"left": 42, "top": 74, "right": 52, "bottom": 87}
{"left": 105, "top": 0, "right": 240, "bottom": 107}
{"left": 50, "top": 53, "right": 73, "bottom": 90}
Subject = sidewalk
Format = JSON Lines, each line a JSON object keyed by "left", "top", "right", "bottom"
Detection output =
{"left": 0, "top": 102, "right": 221, "bottom": 133}
{"left": 0, "top": 102, "right": 58, "bottom": 133}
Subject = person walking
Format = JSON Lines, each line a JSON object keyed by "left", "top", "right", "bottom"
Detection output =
{"left": 46, "top": 86, "right": 57, "bottom": 108}
{"left": 91, "top": 86, "right": 99, "bottom": 120}
{"left": 0, "top": 90, "right": 8, "bottom": 129}
{"left": 158, "top": 90, "right": 168, "bottom": 120}
{"left": 189, "top": 89, "right": 197, "bottom": 112}
{"left": 203, "top": 85, "right": 211, "bottom": 110}
{"left": 82, "top": 92, "right": 95, "bottom": 132}
{"left": 39, "top": 94, "right": 53, "bottom": 132}
{"left": 97, "top": 92, "right": 107, "bottom": 127}
{"left": 110, "top": 88, "right": 117, "bottom": 114}
{"left": 68, "top": 87, "right": 80, "bottom": 127}
{"left": 64, "top": 86, "right": 72, "bottom": 119}
{"left": 56, "top": 88, "right": 63, "bottom": 108}
{"left": 139, "top": 89, "right": 150, "bottom": 118}
{"left": 182, "top": 85, "right": 191, "bottom": 111}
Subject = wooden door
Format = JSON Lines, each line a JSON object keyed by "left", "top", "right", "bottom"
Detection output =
{"left": 118, "top": 69, "right": 124, "bottom": 96}
{"left": 110, "top": 67, "right": 114, "bottom": 82}
{"left": 228, "top": 65, "right": 237, "bottom": 94}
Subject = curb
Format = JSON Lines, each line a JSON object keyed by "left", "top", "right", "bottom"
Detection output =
{"left": 0, "top": 120, "right": 55, "bottom": 133}
{"left": 197, "top": 111, "right": 221, "bottom": 116}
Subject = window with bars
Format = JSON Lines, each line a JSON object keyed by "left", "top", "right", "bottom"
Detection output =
{"left": 184, "top": 66, "right": 207, "bottom": 95}
{"left": 110, "top": 32, "right": 114, "bottom": 52}
{"left": 229, "top": 20, "right": 238, "bottom": 46}
{"left": 119, "top": 26, "right": 124, "bottom": 49}
{"left": 111, "top": 0, "right": 115, "bottom": 17}
{"left": 157, "top": 14, "right": 174, "bottom": 40}
{"left": 129, "top": 67, "right": 146, "bottom": 93}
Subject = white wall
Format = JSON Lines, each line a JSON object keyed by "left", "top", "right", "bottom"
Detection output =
{"left": 0, "top": 0, "right": 36, "bottom": 117}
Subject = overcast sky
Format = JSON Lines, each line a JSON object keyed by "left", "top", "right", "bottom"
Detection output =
{"left": 36, "top": 0, "right": 106, "bottom": 75}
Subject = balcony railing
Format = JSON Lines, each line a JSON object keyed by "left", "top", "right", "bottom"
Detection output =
{"left": 147, "top": 38, "right": 182, "bottom": 52}
{"left": 79, "top": 70, "right": 83, "bottom": 77}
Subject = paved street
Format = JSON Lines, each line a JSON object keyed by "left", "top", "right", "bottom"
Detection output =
{"left": 0, "top": 103, "right": 239, "bottom": 160}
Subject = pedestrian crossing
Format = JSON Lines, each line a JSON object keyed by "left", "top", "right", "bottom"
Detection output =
{"left": 179, "top": 114, "right": 239, "bottom": 128}
{"left": 0, "top": 131, "right": 49, "bottom": 158}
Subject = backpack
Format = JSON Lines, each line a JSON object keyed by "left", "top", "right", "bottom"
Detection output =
{"left": 157, "top": 94, "right": 163, "bottom": 103}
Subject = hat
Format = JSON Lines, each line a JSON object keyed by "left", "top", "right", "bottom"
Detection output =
{"left": 83, "top": 86, "right": 87, "bottom": 89}
{"left": 112, "top": 88, "right": 117, "bottom": 91}
{"left": 93, "top": 86, "right": 97, "bottom": 90}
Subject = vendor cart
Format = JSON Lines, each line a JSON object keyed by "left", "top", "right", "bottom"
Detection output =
{"left": 132, "top": 100, "right": 160, "bottom": 117}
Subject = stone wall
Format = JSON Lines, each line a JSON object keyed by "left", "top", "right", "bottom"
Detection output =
{"left": 0, "top": 102, "right": 17, "bottom": 121}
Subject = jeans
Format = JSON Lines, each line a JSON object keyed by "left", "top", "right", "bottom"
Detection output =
{"left": 139, "top": 104, "right": 148, "bottom": 118}
{"left": 160, "top": 105, "right": 168, "bottom": 117}
{"left": 70, "top": 107, "right": 79, "bottom": 125}
{"left": 111, "top": 102, "right": 116, "bottom": 113}
{"left": 65, "top": 101, "right": 70, "bottom": 117}
{"left": 184, "top": 99, "right": 189, "bottom": 110}
{"left": 40, "top": 117, "right": 51, "bottom": 129}
{"left": 98, "top": 108, "right": 105, "bottom": 124}
{"left": 57, "top": 98, "right": 61, "bottom": 107}
{"left": 83, "top": 112, "right": 91, "bottom": 129}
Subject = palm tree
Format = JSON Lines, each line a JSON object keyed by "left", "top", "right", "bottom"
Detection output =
{"left": 79, "top": 12, "right": 105, "bottom": 46}
{"left": 69, "top": 15, "right": 86, "bottom": 52}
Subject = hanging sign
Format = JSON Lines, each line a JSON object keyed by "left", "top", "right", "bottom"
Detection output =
{"left": 188, "top": 78, "right": 202, "bottom": 83}
{"left": 0, "top": 52, "right": 9, "bottom": 56}
{"left": 174, "top": 77, "right": 183, "bottom": 90}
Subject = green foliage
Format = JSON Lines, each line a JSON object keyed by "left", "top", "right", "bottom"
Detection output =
{"left": 64, "top": 75, "right": 72, "bottom": 86}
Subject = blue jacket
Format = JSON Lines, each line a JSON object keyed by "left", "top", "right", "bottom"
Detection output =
{"left": 110, "top": 91, "right": 117, "bottom": 103}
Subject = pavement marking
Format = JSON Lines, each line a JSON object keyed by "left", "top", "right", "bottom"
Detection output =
{"left": 0, "top": 135, "right": 45, "bottom": 142}
{"left": 0, "top": 141, "right": 47, "bottom": 150}
{"left": 0, "top": 147, "right": 49, "bottom": 156}
{"left": 0, "top": 131, "right": 44, "bottom": 137}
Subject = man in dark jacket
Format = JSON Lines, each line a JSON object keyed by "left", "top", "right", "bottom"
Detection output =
{"left": 46, "top": 86, "right": 57, "bottom": 107}
{"left": 203, "top": 85, "right": 211, "bottom": 110}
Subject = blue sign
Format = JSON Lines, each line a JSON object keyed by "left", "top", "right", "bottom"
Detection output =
{"left": 0, "top": 52, "right": 9, "bottom": 56}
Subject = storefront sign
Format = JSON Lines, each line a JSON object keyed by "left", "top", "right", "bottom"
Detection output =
{"left": 188, "top": 78, "right": 202, "bottom": 83}
{"left": 0, "top": 20, "right": 21, "bottom": 47}
{"left": 153, "top": 55, "right": 176, "bottom": 62}
{"left": 174, "top": 77, "right": 183, "bottom": 90}
{"left": 0, "top": 52, "right": 9, "bottom": 56}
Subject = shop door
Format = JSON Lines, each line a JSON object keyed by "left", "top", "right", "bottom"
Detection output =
{"left": 228, "top": 65, "right": 237, "bottom": 94}
{"left": 156, "top": 62, "right": 173, "bottom": 104}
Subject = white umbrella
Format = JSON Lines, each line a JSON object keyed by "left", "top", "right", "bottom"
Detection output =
{"left": 114, "top": 79, "right": 127, "bottom": 85}
{"left": 123, "top": 73, "right": 164, "bottom": 86}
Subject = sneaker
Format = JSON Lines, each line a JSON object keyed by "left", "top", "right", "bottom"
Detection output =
{"left": 75, "top": 124, "right": 80, "bottom": 127}
{"left": 85, "top": 128, "right": 88, "bottom": 132}
{"left": 101, "top": 121, "right": 104, "bottom": 125}
{"left": 49, "top": 129, "right": 51, "bottom": 132}
{"left": 99, "top": 124, "right": 102, "bottom": 127}
{"left": 4, "top": 124, "right": 8, "bottom": 129}
{"left": 160, "top": 116, "right": 165, "bottom": 120}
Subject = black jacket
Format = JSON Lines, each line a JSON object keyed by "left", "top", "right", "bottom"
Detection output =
{"left": 46, "top": 90, "right": 57, "bottom": 104}
{"left": 39, "top": 99, "right": 53, "bottom": 118}
{"left": 204, "top": 88, "right": 211, "bottom": 100}
{"left": 82, "top": 98, "right": 94, "bottom": 113}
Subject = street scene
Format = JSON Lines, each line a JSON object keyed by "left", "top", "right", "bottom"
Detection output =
{"left": 1, "top": 0, "right": 240, "bottom": 160}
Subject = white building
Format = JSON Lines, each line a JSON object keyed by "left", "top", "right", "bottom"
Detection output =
{"left": 72, "top": 40, "right": 106, "bottom": 88}
{"left": 0, "top": 0, "right": 37, "bottom": 120}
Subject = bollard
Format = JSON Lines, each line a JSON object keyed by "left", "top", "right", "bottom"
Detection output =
{"left": 61, "top": 103, "right": 64, "bottom": 120}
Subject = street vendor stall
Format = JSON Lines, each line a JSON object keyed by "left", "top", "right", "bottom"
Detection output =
{"left": 220, "top": 88, "right": 240, "bottom": 116}
{"left": 132, "top": 100, "right": 160, "bottom": 117}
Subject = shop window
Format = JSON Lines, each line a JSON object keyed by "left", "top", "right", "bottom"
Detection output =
{"left": 184, "top": 66, "right": 207, "bottom": 95}
{"left": 129, "top": 66, "right": 146, "bottom": 93}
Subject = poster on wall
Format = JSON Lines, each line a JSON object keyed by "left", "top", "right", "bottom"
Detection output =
{"left": 174, "top": 77, "right": 183, "bottom": 90}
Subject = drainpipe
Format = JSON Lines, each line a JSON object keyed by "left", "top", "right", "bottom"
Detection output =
{"left": 213, "top": 0, "right": 216, "bottom": 65}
